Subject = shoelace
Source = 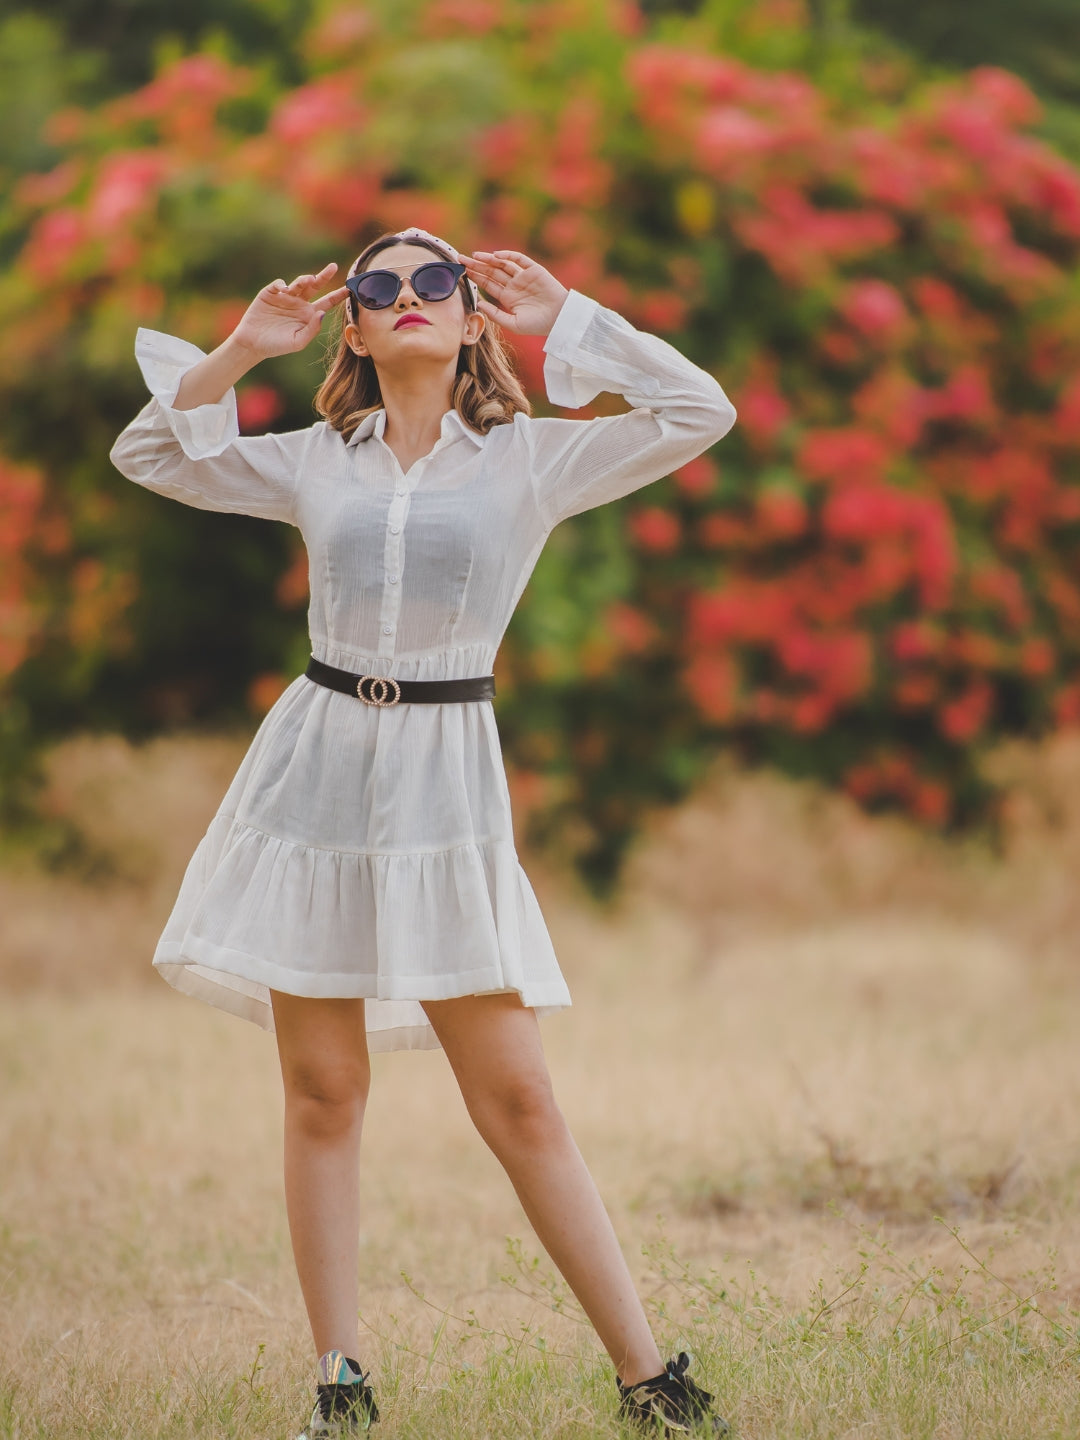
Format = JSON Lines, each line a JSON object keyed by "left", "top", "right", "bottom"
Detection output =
{"left": 316, "top": 1377, "right": 377, "bottom": 1423}
{"left": 619, "top": 1352, "right": 717, "bottom": 1423}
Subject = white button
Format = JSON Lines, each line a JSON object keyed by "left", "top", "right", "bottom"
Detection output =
{"left": 390, "top": 525, "right": 400, "bottom": 534}
{"left": 382, "top": 624, "right": 393, "bottom": 635}
{"left": 388, "top": 574, "right": 399, "bottom": 584}
{"left": 395, "top": 487, "right": 406, "bottom": 497}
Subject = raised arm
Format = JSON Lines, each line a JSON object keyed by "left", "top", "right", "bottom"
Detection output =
{"left": 109, "top": 265, "right": 349, "bottom": 523}
{"left": 172, "top": 263, "right": 348, "bottom": 409}
{"left": 464, "top": 251, "right": 736, "bottom": 531}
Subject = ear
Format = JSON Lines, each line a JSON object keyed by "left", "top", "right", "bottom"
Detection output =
{"left": 461, "top": 311, "right": 486, "bottom": 347}
{"left": 344, "top": 321, "right": 369, "bottom": 357}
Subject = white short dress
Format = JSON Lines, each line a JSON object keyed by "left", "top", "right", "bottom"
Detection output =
{"left": 109, "top": 290, "right": 736, "bottom": 1052}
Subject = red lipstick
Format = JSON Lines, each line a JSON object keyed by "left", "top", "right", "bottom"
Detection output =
{"left": 394, "top": 314, "right": 431, "bottom": 330}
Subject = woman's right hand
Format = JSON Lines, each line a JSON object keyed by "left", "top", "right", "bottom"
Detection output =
{"left": 172, "top": 264, "right": 349, "bottom": 411}
{"left": 232, "top": 263, "right": 350, "bottom": 359}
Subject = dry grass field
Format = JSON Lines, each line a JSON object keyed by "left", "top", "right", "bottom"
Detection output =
{"left": 3, "top": 732, "right": 1080, "bottom": 1438}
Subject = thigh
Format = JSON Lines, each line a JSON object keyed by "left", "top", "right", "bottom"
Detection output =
{"left": 421, "top": 992, "right": 551, "bottom": 1102}
{"left": 270, "top": 992, "right": 370, "bottom": 1092}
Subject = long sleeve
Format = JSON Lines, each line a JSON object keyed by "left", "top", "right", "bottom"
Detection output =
{"left": 108, "top": 328, "right": 310, "bottom": 525}
{"left": 527, "top": 291, "right": 736, "bottom": 529}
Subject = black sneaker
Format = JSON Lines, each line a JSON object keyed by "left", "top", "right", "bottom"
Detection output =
{"left": 297, "top": 1351, "right": 379, "bottom": 1437}
{"left": 618, "top": 1352, "right": 729, "bottom": 1436}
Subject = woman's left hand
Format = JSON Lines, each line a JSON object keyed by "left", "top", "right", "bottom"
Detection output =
{"left": 464, "top": 251, "right": 569, "bottom": 336}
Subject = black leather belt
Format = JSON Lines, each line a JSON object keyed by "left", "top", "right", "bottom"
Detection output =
{"left": 305, "top": 656, "right": 495, "bottom": 707}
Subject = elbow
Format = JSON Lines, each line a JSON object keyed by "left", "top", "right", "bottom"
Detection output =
{"left": 709, "top": 373, "right": 737, "bottom": 442}
{"left": 713, "top": 394, "right": 737, "bottom": 443}
{"left": 108, "top": 431, "right": 134, "bottom": 479}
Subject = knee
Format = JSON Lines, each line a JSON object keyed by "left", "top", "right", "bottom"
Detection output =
{"left": 283, "top": 1057, "right": 369, "bottom": 1141}
{"left": 469, "top": 1075, "right": 566, "bottom": 1155}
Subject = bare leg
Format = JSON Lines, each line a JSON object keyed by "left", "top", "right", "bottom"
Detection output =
{"left": 271, "top": 991, "right": 370, "bottom": 1359}
{"left": 422, "top": 993, "right": 663, "bottom": 1386}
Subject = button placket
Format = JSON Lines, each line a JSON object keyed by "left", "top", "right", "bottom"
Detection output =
{"left": 376, "top": 454, "right": 426, "bottom": 661}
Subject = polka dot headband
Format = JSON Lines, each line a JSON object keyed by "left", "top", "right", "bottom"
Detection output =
{"left": 345, "top": 227, "right": 480, "bottom": 318}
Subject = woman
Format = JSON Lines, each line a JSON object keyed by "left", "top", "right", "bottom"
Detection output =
{"left": 110, "top": 227, "right": 737, "bottom": 1437}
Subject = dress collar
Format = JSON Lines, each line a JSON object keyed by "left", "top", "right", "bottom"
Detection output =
{"left": 345, "top": 408, "right": 485, "bottom": 449}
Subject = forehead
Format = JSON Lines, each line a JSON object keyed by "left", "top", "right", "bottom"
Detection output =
{"left": 362, "top": 242, "right": 445, "bottom": 273}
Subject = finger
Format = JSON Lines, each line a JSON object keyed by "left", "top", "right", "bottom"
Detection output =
{"left": 313, "top": 285, "right": 350, "bottom": 313}
{"left": 471, "top": 255, "right": 521, "bottom": 282}
{"left": 476, "top": 298, "right": 517, "bottom": 329}
{"left": 287, "top": 273, "right": 319, "bottom": 293}
{"left": 486, "top": 249, "right": 535, "bottom": 268}
{"left": 466, "top": 261, "right": 513, "bottom": 292}
{"left": 467, "top": 252, "right": 520, "bottom": 277}
{"left": 463, "top": 258, "right": 503, "bottom": 283}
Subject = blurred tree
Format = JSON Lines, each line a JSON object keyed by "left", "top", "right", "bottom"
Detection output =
{"left": 0, "top": 13, "right": 97, "bottom": 178}
{"left": 4, "top": 0, "right": 1080, "bottom": 889}
{"left": 11, "top": 0, "right": 314, "bottom": 94}
{"left": 850, "top": 0, "right": 1080, "bottom": 108}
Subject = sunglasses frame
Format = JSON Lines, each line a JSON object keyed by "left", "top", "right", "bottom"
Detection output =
{"left": 345, "top": 261, "right": 470, "bottom": 313}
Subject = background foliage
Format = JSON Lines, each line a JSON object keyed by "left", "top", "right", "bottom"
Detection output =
{"left": 3, "top": 0, "right": 1080, "bottom": 885}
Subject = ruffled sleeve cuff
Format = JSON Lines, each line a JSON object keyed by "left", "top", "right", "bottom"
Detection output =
{"left": 134, "top": 327, "right": 240, "bottom": 460}
{"left": 542, "top": 290, "right": 606, "bottom": 410}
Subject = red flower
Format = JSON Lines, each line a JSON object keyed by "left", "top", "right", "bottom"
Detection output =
{"left": 87, "top": 150, "right": 171, "bottom": 237}
{"left": 426, "top": 0, "right": 502, "bottom": 35}
{"left": 271, "top": 78, "right": 365, "bottom": 146}
{"left": 839, "top": 279, "right": 910, "bottom": 345}
{"left": 1052, "top": 375, "right": 1080, "bottom": 443}
{"left": 237, "top": 385, "right": 284, "bottom": 433}
{"left": 946, "top": 629, "right": 1001, "bottom": 669}
{"left": 699, "top": 514, "right": 751, "bottom": 548}
{"left": 910, "top": 275, "right": 963, "bottom": 321}
{"left": 737, "top": 362, "right": 791, "bottom": 448}
{"left": 276, "top": 547, "right": 309, "bottom": 609}
{"left": 789, "top": 692, "right": 833, "bottom": 733}
{"left": 248, "top": 672, "right": 288, "bottom": 715}
{"left": 697, "top": 106, "right": 775, "bottom": 178}
{"left": 797, "top": 428, "right": 891, "bottom": 486}
{"left": 852, "top": 369, "right": 930, "bottom": 448}
{"left": 735, "top": 185, "right": 898, "bottom": 286}
{"left": 843, "top": 763, "right": 878, "bottom": 801}
{"left": 822, "top": 483, "right": 908, "bottom": 541}
{"left": 688, "top": 580, "right": 794, "bottom": 644}
{"left": 938, "top": 680, "right": 993, "bottom": 742}
{"left": 928, "top": 365, "right": 997, "bottom": 426}
{"left": 969, "top": 67, "right": 1042, "bottom": 128}
{"left": 911, "top": 779, "right": 950, "bottom": 824}
{"left": 894, "top": 673, "right": 938, "bottom": 709}
{"left": 1018, "top": 637, "right": 1055, "bottom": 677}
{"left": 637, "top": 291, "right": 689, "bottom": 333}
{"left": 683, "top": 652, "right": 739, "bottom": 722}
{"left": 604, "top": 602, "right": 656, "bottom": 654}
{"left": 1055, "top": 683, "right": 1080, "bottom": 727}
{"left": 969, "top": 564, "right": 1031, "bottom": 630}
{"left": 776, "top": 627, "right": 872, "bottom": 703}
{"left": 755, "top": 486, "right": 807, "bottom": 538}
{"left": 628, "top": 506, "right": 680, "bottom": 553}
{"left": 24, "top": 208, "right": 85, "bottom": 283}
{"left": 891, "top": 621, "right": 943, "bottom": 662}
{"left": 673, "top": 455, "right": 717, "bottom": 497}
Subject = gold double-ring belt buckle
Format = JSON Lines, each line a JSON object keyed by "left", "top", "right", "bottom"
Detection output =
{"left": 356, "top": 674, "right": 401, "bottom": 706}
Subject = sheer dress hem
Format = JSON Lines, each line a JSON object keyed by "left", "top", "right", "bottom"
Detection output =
{"left": 152, "top": 812, "right": 572, "bottom": 1051}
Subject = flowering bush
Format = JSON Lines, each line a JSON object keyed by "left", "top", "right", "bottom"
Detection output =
{"left": 3, "top": 0, "right": 1080, "bottom": 883}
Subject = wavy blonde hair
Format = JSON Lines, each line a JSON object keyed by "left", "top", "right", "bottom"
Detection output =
{"left": 314, "top": 232, "right": 531, "bottom": 441}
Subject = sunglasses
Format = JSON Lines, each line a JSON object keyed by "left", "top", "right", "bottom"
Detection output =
{"left": 345, "top": 261, "right": 469, "bottom": 312}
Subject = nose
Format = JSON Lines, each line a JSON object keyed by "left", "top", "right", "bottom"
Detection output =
{"left": 394, "top": 279, "right": 422, "bottom": 309}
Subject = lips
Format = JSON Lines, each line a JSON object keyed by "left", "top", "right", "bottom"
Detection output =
{"left": 394, "top": 315, "right": 431, "bottom": 330}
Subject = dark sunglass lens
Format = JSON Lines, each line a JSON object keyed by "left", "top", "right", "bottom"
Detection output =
{"left": 412, "top": 264, "right": 459, "bottom": 301}
{"left": 354, "top": 272, "right": 400, "bottom": 309}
